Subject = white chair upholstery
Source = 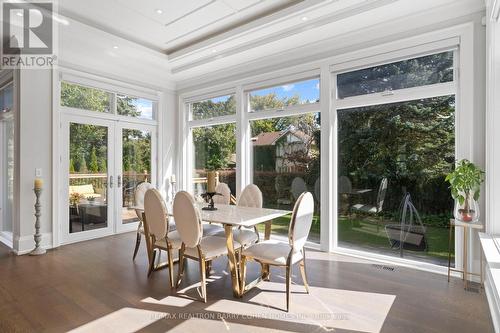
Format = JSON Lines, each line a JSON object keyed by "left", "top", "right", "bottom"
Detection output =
{"left": 241, "top": 192, "right": 314, "bottom": 312}
{"left": 143, "top": 189, "right": 181, "bottom": 287}
{"left": 174, "top": 191, "right": 241, "bottom": 303}
{"left": 213, "top": 182, "right": 231, "bottom": 205}
{"left": 203, "top": 223, "right": 225, "bottom": 236}
{"left": 132, "top": 182, "right": 154, "bottom": 260}
{"left": 237, "top": 184, "right": 263, "bottom": 208}
{"left": 291, "top": 177, "right": 307, "bottom": 200}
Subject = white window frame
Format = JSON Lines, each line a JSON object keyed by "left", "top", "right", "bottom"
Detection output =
{"left": 53, "top": 68, "right": 162, "bottom": 247}
{"left": 179, "top": 23, "right": 476, "bottom": 275}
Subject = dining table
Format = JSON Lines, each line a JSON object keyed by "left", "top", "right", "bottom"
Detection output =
{"left": 133, "top": 202, "right": 291, "bottom": 297}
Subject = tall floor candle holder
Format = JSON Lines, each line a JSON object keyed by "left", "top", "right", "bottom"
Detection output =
{"left": 30, "top": 187, "right": 46, "bottom": 255}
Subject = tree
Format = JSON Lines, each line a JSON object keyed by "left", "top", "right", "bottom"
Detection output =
{"left": 89, "top": 147, "right": 99, "bottom": 173}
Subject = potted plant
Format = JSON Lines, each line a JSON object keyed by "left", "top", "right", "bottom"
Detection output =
{"left": 445, "top": 159, "right": 485, "bottom": 223}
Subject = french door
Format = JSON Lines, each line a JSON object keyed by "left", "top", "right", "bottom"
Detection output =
{"left": 61, "top": 114, "right": 156, "bottom": 243}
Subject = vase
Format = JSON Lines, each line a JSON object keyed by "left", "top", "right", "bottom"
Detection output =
{"left": 453, "top": 196, "right": 480, "bottom": 223}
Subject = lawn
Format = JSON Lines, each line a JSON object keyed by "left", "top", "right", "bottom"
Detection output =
{"left": 257, "top": 214, "right": 453, "bottom": 265}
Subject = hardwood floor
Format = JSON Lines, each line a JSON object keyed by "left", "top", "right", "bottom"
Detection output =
{"left": 0, "top": 233, "right": 493, "bottom": 333}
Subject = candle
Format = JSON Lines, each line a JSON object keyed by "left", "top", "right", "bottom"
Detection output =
{"left": 34, "top": 178, "right": 43, "bottom": 190}
{"left": 170, "top": 174, "right": 176, "bottom": 183}
{"left": 207, "top": 171, "right": 218, "bottom": 193}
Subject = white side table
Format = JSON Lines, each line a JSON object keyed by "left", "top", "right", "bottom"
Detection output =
{"left": 448, "top": 219, "right": 484, "bottom": 289}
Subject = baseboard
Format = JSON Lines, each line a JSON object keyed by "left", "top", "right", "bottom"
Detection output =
{"left": 13, "top": 232, "right": 53, "bottom": 255}
{"left": 485, "top": 267, "right": 500, "bottom": 333}
{"left": 0, "top": 231, "right": 13, "bottom": 248}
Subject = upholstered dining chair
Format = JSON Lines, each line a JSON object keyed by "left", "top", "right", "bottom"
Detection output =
{"left": 350, "top": 177, "right": 388, "bottom": 231}
{"left": 214, "top": 184, "right": 262, "bottom": 248}
{"left": 143, "top": 188, "right": 182, "bottom": 288}
{"left": 240, "top": 192, "right": 314, "bottom": 312}
{"left": 174, "top": 191, "right": 242, "bottom": 303}
{"left": 212, "top": 182, "right": 231, "bottom": 205}
{"left": 133, "top": 182, "right": 154, "bottom": 261}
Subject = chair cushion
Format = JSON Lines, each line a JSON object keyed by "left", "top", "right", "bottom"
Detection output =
{"left": 202, "top": 223, "right": 224, "bottom": 236}
{"left": 155, "top": 230, "right": 182, "bottom": 250}
{"left": 351, "top": 204, "right": 378, "bottom": 213}
{"left": 242, "top": 240, "right": 303, "bottom": 266}
{"left": 213, "top": 228, "right": 258, "bottom": 247}
{"left": 184, "top": 236, "right": 241, "bottom": 259}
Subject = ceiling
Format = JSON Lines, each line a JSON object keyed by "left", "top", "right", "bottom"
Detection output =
{"left": 58, "top": 0, "right": 298, "bottom": 53}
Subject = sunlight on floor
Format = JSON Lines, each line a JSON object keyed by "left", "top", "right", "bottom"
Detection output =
{"left": 206, "top": 282, "right": 395, "bottom": 333}
{"left": 68, "top": 307, "right": 167, "bottom": 333}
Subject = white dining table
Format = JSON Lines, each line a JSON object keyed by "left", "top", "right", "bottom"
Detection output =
{"left": 134, "top": 202, "right": 291, "bottom": 297}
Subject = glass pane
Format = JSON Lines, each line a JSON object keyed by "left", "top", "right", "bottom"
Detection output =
{"left": 251, "top": 112, "right": 321, "bottom": 243}
{"left": 249, "top": 78, "right": 320, "bottom": 112}
{"left": 69, "top": 123, "right": 108, "bottom": 233}
{"left": 192, "top": 123, "right": 236, "bottom": 199}
{"left": 0, "top": 83, "right": 13, "bottom": 113}
{"left": 1, "top": 116, "right": 14, "bottom": 233}
{"left": 117, "top": 95, "right": 155, "bottom": 120}
{"left": 337, "top": 51, "right": 454, "bottom": 99}
{"left": 337, "top": 95, "right": 455, "bottom": 266}
{"left": 121, "top": 129, "right": 152, "bottom": 224}
{"left": 61, "top": 82, "right": 112, "bottom": 113}
{"left": 192, "top": 95, "right": 235, "bottom": 120}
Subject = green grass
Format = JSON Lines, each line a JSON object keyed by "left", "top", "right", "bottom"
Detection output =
{"left": 256, "top": 214, "right": 453, "bottom": 264}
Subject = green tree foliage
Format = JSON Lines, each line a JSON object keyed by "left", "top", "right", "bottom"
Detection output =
{"left": 89, "top": 147, "right": 99, "bottom": 173}
{"left": 61, "top": 82, "right": 111, "bottom": 112}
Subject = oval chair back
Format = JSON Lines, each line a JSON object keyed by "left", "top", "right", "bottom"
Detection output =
{"left": 144, "top": 189, "right": 169, "bottom": 240}
{"left": 291, "top": 177, "right": 307, "bottom": 200}
{"left": 238, "top": 184, "right": 263, "bottom": 208}
{"left": 376, "top": 178, "right": 388, "bottom": 212}
{"left": 213, "top": 182, "right": 231, "bottom": 205}
{"left": 338, "top": 176, "right": 352, "bottom": 194}
{"left": 134, "top": 182, "right": 154, "bottom": 220}
{"left": 288, "top": 192, "right": 314, "bottom": 251}
{"left": 173, "top": 191, "right": 202, "bottom": 248}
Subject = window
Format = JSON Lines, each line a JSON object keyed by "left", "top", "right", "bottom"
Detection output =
{"left": 60, "top": 81, "right": 157, "bottom": 120}
{"left": 337, "top": 51, "right": 453, "bottom": 99}
{"left": 188, "top": 94, "right": 237, "bottom": 198}
{"left": 249, "top": 78, "right": 319, "bottom": 112}
{"left": 192, "top": 95, "right": 235, "bottom": 120}
{"left": 0, "top": 82, "right": 13, "bottom": 113}
{"left": 192, "top": 123, "right": 236, "bottom": 197}
{"left": 61, "top": 82, "right": 112, "bottom": 113}
{"left": 335, "top": 51, "right": 456, "bottom": 266}
{"left": 117, "top": 95, "right": 155, "bottom": 120}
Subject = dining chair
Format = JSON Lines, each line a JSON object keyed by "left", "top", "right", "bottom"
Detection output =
{"left": 240, "top": 192, "right": 314, "bottom": 312}
{"left": 213, "top": 182, "right": 231, "bottom": 205}
{"left": 290, "top": 177, "right": 307, "bottom": 200}
{"left": 350, "top": 177, "right": 388, "bottom": 231}
{"left": 214, "top": 184, "right": 262, "bottom": 247}
{"left": 133, "top": 182, "right": 154, "bottom": 261}
{"left": 143, "top": 188, "right": 182, "bottom": 288}
{"left": 174, "top": 191, "right": 242, "bottom": 303}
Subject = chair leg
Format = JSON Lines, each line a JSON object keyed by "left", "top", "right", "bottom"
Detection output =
{"left": 240, "top": 255, "right": 247, "bottom": 296}
{"left": 166, "top": 246, "right": 175, "bottom": 289}
{"left": 132, "top": 232, "right": 141, "bottom": 261}
{"left": 206, "top": 260, "right": 212, "bottom": 277}
{"left": 176, "top": 245, "right": 185, "bottom": 288}
{"left": 147, "top": 249, "right": 157, "bottom": 277}
{"left": 286, "top": 264, "right": 292, "bottom": 312}
{"left": 299, "top": 260, "right": 310, "bottom": 294}
{"left": 198, "top": 248, "right": 207, "bottom": 303}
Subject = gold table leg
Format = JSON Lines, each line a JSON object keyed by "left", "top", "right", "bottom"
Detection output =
{"left": 262, "top": 220, "right": 272, "bottom": 281}
{"left": 448, "top": 221, "right": 452, "bottom": 282}
{"left": 463, "top": 226, "right": 468, "bottom": 290}
{"left": 225, "top": 224, "right": 240, "bottom": 297}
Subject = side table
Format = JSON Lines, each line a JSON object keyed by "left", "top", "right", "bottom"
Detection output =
{"left": 448, "top": 219, "right": 484, "bottom": 289}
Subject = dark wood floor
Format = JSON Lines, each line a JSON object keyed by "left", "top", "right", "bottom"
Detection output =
{"left": 0, "top": 233, "right": 493, "bottom": 333}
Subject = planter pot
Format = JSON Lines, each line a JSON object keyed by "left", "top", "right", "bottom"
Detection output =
{"left": 454, "top": 197, "right": 480, "bottom": 223}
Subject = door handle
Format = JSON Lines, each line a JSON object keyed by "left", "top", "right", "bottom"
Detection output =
{"left": 109, "top": 175, "right": 114, "bottom": 188}
{"left": 117, "top": 175, "right": 122, "bottom": 188}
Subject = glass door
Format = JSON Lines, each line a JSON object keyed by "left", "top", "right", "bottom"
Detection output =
{"left": 115, "top": 123, "right": 156, "bottom": 232}
{"left": 62, "top": 115, "right": 115, "bottom": 242}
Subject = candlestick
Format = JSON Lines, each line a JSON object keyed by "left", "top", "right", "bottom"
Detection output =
{"left": 30, "top": 188, "right": 46, "bottom": 255}
{"left": 34, "top": 178, "right": 43, "bottom": 190}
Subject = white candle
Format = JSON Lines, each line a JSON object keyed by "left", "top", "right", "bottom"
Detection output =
{"left": 207, "top": 171, "right": 218, "bottom": 193}
{"left": 170, "top": 174, "right": 176, "bottom": 183}
{"left": 34, "top": 178, "right": 43, "bottom": 190}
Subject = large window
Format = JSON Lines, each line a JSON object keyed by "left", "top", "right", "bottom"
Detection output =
{"left": 0, "top": 81, "right": 14, "bottom": 236}
{"left": 61, "top": 81, "right": 157, "bottom": 120}
{"left": 336, "top": 51, "right": 456, "bottom": 266}
{"left": 249, "top": 79, "right": 321, "bottom": 242}
{"left": 189, "top": 95, "right": 237, "bottom": 199}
